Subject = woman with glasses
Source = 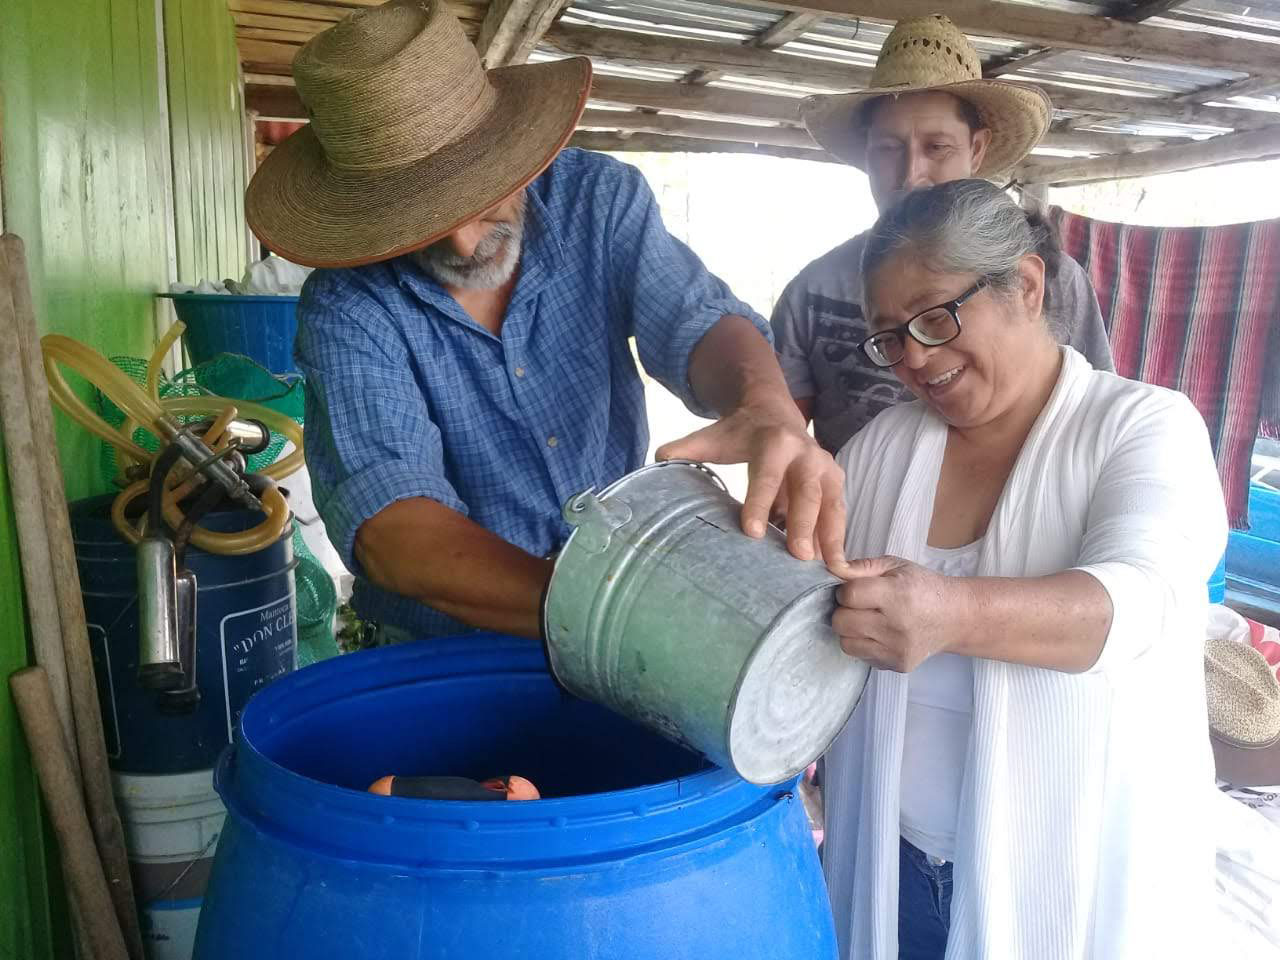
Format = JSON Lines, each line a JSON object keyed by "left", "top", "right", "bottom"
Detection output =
{"left": 821, "top": 179, "right": 1227, "bottom": 960}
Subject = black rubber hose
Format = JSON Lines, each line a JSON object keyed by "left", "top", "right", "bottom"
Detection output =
{"left": 147, "top": 442, "right": 185, "bottom": 537}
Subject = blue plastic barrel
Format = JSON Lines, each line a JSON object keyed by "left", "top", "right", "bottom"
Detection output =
{"left": 159, "top": 293, "right": 300, "bottom": 376}
{"left": 72, "top": 495, "right": 299, "bottom": 774}
{"left": 1226, "top": 483, "right": 1280, "bottom": 620}
{"left": 1208, "top": 551, "right": 1227, "bottom": 605}
{"left": 194, "top": 636, "right": 838, "bottom": 959}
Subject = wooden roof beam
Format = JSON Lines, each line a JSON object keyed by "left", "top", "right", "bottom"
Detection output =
{"left": 1046, "top": 85, "right": 1273, "bottom": 130}
{"left": 588, "top": 74, "right": 805, "bottom": 124}
{"left": 544, "top": 23, "right": 869, "bottom": 88}
{"left": 685, "top": 11, "right": 827, "bottom": 85}
{"left": 570, "top": 130, "right": 835, "bottom": 162}
{"left": 1017, "top": 123, "right": 1280, "bottom": 184}
{"left": 578, "top": 108, "right": 817, "bottom": 148}
{"left": 747, "top": 0, "right": 1280, "bottom": 77}
{"left": 1176, "top": 75, "right": 1280, "bottom": 104}
{"left": 476, "top": 0, "right": 570, "bottom": 67}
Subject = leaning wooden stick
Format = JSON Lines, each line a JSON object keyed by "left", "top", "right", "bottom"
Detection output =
{"left": 11, "top": 667, "right": 130, "bottom": 960}
{"left": 0, "top": 245, "right": 78, "bottom": 771}
{"left": 1, "top": 234, "right": 144, "bottom": 960}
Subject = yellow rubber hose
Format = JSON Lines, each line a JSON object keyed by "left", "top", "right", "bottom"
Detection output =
{"left": 43, "top": 327, "right": 302, "bottom": 555}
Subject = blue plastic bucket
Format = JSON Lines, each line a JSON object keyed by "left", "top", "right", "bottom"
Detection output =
{"left": 71, "top": 495, "right": 299, "bottom": 774}
{"left": 159, "top": 293, "right": 300, "bottom": 376}
{"left": 194, "top": 636, "right": 837, "bottom": 959}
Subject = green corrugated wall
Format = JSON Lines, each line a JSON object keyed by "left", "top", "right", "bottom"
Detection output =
{"left": 0, "top": 0, "right": 248, "bottom": 954}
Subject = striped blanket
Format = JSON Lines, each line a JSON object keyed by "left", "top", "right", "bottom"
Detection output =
{"left": 1051, "top": 207, "right": 1280, "bottom": 529}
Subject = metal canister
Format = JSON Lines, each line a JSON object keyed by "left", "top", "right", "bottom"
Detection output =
{"left": 543, "top": 460, "right": 868, "bottom": 785}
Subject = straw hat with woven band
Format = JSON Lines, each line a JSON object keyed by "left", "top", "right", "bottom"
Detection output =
{"left": 801, "top": 15, "right": 1051, "bottom": 179}
{"left": 245, "top": 0, "right": 591, "bottom": 268}
{"left": 1206, "top": 636, "right": 1280, "bottom": 787}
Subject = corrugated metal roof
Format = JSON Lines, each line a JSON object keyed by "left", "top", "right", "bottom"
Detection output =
{"left": 238, "top": 0, "right": 1280, "bottom": 168}
{"left": 541, "top": 0, "right": 1280, "bottom": 146}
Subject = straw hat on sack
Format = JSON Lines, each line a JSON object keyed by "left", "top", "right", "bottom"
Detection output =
{"left": 245, "top": 0, "right": 591, "bottom": 268}
{"left": 801, "top": 15, "right": 1051, "bottom": 178}
{"left": 1206, "top": 635, "right": 1280, "bottom": 787}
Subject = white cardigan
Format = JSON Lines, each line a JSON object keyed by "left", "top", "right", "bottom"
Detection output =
{"left": 824, "top": 348, "right": 1228, "bottom": 959}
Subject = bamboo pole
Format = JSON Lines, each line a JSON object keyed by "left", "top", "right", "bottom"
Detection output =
{"left": 12, "top": 667, "right": 129, "bottom": 960}
{"left": 1, "top": 235, "right": 144, "bottom": 960}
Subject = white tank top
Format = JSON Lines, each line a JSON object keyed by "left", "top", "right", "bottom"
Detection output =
{"left": 899, "top": 539, "right": 982, "bottom": 862}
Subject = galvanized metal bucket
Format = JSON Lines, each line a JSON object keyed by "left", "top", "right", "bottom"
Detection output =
{"left": 543, "top": 461, "right": 869, "bottom": 785}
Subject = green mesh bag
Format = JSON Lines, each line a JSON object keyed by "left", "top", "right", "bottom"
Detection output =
{"left": 95, "top": 353, "right": 339, "bottom": 665}
{"left": 95, "top": 354, "right": 304, "bottom": 485}
{"left": 292, "top": 528, "right": 339, "bottom": 667}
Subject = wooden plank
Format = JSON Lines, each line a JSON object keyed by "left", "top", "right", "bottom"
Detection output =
{"left": 245, "top": 71, "right": 297, "bottom": 85}
{"left": 237, "top": 26, "right": 319, "bottom": 44}
{"left": 236, "top": 37, "right": 301, "bottom": 67}
{"left": 1176, "top": 74, "right": 1280, "bottom": 104}
{"left": 227, "top": 0, "right": 347, "bottom": 22}
{"left": 590, "top": 74, "right": 805, "bottom": 124}
{"left": 230, "top": 0, "right": 485, "bottom": 29}
{"left": 570, "top": 130, "right": 837, "bottom": 162}
{"left": 1017, "top": 123, "right": 1280, "bottom": 183}
{"left": 578, "top": 107, "right": 817, "bottom": 148}
{"left": 1040, "top": 129, "right": 1177, "bottom": 153}
{"left": 1044, "top": 85, "right": 1275, "bottom": 130}
{"left": 226, "top": 0, "right": 343, "bottom": 21}
{"left": 232, "top": 11, "right": 331, "bottom": 33}
{"left": 476, "top": 0, "right": 569, "bottom": 67}
{"left": 748, "top": 0, "right": 1280, "bottom": 77}
{"left": 983, "top": 48, "right": 1057, "bottom": 79}
{"left": 546, "top": 24, "right": 873, "bottom": 88}
{"left": 756, "top": 11, "right": 824, "bottom": 48}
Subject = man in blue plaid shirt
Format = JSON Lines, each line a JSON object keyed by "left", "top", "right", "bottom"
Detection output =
{"left": 245, "top": 1, "right": 846, "bottom": 640}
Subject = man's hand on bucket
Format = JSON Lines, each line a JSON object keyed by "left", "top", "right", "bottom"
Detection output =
{"left": 654, "top": 398, "right": 847, "bottom": 569}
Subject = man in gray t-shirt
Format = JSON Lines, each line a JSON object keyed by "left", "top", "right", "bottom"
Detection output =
{"left": 777, "top": 15, "right": 1114, "bottom": 455}
{"left": 772, "top": 232, "right": 1113, "bottom": 453}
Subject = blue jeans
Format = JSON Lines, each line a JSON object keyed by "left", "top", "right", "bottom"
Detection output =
{"left": 898, "top": 836, "right": 952, "bottom": 960}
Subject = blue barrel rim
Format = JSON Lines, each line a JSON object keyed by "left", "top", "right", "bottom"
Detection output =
{"left": 222, "top": 635, "right": 789, "bottom": 869}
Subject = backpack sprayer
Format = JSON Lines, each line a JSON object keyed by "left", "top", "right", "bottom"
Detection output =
{"left": 42, "top": 322, "right": 303, "bottom": 710}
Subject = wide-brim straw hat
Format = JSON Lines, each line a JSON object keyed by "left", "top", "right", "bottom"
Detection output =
{"left": 1206, "top": 635, "right": 1280, "bottom": 787}
{"left": 245, "top": 0, "right": 591, "bottom": 268}
{"left": 801, "top": 15, "right": 1051, "bottom": 179}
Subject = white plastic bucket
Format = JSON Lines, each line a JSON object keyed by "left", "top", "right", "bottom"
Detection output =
{"left": 112, "top": 769, "right": 225, "bottom": 960}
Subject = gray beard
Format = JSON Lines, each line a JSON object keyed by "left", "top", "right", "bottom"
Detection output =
{"left": 414, "top": 196, "right": 526, "bottom": 290}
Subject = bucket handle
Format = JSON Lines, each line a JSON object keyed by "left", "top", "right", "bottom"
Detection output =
{"left": 212, "top": 744, "right": 236, "bottom": 800}
{"left": 563, "top": 489, "right": 633, "bottom": 554}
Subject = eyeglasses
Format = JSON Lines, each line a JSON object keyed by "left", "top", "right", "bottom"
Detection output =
{"left": 859, "top": 281, "right": 985, "bottom": 369}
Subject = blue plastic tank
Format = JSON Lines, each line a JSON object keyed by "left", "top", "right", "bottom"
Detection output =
{"left": 71, "top": 495, "right": 298, "bottom": 773}
{"left": 193, "top": 635, "right": 838, "bottom": 959}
